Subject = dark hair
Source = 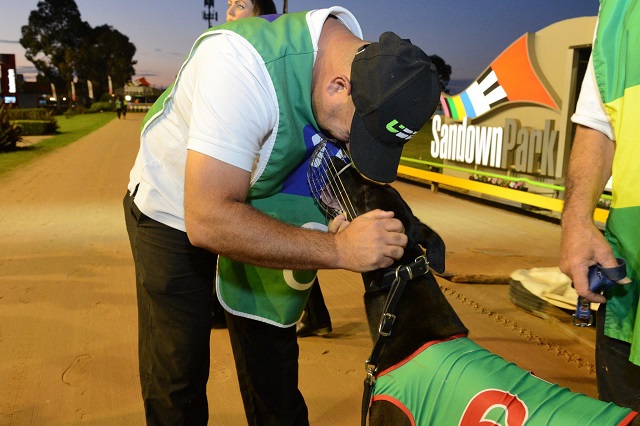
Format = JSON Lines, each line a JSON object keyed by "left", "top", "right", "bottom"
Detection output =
{"left": 252, "top": 0, "right": 277, "bottom": 16}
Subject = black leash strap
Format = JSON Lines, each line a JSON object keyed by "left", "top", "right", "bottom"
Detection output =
{"left": 573, "top": 258, "right": 626, "bottom": 327}
{"left": 360, "top": 255, "right": 429, "bottom": 426}
{"left": 369, "top": 254, "right": 430, "bottom": 291}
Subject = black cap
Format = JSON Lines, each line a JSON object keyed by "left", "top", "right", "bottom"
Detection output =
{"left": 350, "top": 32, "right": 441, "bottom": 184}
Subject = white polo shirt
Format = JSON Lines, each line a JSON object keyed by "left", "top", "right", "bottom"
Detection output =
{"left": 571, "top": 54, "right": 615, "bottom": 141}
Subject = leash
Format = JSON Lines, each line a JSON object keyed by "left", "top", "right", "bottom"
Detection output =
{"left": 573, "top": 258, "right": 626, "bottom": 327}
{"left": 365, "top": 253, "right": 430, "bottom": 292}
{"left": 360, "top": 254, "right": 430, "bottom": 426}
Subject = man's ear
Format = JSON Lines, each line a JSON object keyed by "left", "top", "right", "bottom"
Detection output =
{"left": 327, "top": 74, "right": 352, "bottom": 96}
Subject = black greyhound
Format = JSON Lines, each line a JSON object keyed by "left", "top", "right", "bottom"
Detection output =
{"left": 318, "top": 155, "right": 638, "bottom": 426}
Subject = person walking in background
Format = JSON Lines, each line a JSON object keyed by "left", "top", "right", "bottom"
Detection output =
{"left": 115, "top": 96, "right": 123, "bottom": 119}
{"left": 124, "top": 7, "right": 440, "bottom": 425}
{"left": 121, "top": 96, "right": 128, "bottom": 119}
{"left": 560, "top": 0, "right": 640, "bottom": 411}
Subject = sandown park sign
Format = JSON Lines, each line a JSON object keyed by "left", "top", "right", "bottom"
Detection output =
{"left": 439, "top": 34, "right": 559, "bottom": 122}
{"left": 425, "top": 16, "right": 598, "bottom": 180}
{"left": 431, "top": 116, "right": 559, "bottom": 177}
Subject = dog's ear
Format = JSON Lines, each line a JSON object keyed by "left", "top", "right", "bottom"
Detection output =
{"left": 417, "top": 223, "right": 446, "bottom": 274}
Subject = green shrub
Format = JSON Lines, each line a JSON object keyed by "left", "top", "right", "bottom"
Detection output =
{"left": 7, "top": 108, "right": 58, "bottom": 136}
{"left": 12, "top": 119, "right": 59, "bottom": 136}
{"left": 0, "top": 105, "right": 23, "bottom": 151}
{"left": 63, "top": 105, "right": 87, "bottom": 118}
{"left": 7, "top": 108, "right": 51, "bottom": 120}
{"left": 88, "top": 101, "right": 114, "bottom": 113}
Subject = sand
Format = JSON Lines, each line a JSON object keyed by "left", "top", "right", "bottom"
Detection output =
{"left": 0, "top": 114, "right": 597, "bottom": 425}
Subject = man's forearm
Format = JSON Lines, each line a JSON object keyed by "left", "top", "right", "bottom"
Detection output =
{"left": 187, "top": 200, "right": 406, "bottom": 272}
{"left": 562, "top": 125, "right": 614, "bottom": 225}
{"left": 184, "top": 150, "right": 406, "bottom": 272}
{"left": 189, "top": 199, "right": 339, "bottom": 270}
{"left": 560, "top": 125, "right": 617, "bottom": 303}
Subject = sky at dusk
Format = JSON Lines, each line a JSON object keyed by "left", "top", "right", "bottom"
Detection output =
{"left": 0, "top": 0, "right": 599, "bottom": 91}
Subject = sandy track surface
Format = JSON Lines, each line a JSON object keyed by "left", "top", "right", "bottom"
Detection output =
{"left": 0, "top": 114, "right": 596, "bottom": 425}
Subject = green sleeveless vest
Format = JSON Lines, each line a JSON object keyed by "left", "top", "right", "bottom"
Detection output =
{"left": 141, "top": 13, "right": 327, "bottom": 326}
{"left": 592, "top": 0, "right": 640, "bottom": 365}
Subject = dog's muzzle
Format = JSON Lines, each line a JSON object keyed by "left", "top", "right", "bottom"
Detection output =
{"left": 307, "top": 139, "right": 358, "bottom": 221}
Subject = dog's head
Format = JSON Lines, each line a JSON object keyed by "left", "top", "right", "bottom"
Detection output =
{"left": 325, "top": 156, "right": 446, "bottom": 277}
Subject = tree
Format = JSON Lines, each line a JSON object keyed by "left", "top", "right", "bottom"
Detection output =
{"left": 429, "top": 55, "right": 452, "bottom": 94}
{"left": 20, "top": 0, "right": 91, "bottom": 104}
{"left": 76, "top": 25, "right": 137, "bottom": 99}
{"left": 20, "top": 0, "right": 136, "bottom": 104}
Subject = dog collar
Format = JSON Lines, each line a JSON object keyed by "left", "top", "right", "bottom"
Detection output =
{"left": 367, "top": 254, "right": 430, "bottom": 292}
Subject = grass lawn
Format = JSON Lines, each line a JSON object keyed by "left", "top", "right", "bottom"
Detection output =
{"left": 399, "top": 121, "right": 442, "bottom": 171}
{"left": 0, "top": 112, "right": 115, "bottom": 177}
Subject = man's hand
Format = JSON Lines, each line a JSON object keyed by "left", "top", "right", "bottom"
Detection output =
{"left": 560, "top": 220, "right": 629, "bottom": 304}
{"left": 332, "top": 209, "right": 407, "bottom": 272}
{"left": 559, "top": 125, "right": 629, "bottom": 304}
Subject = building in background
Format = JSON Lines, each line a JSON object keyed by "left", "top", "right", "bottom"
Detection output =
{"left": 0, "top": 54, "right": 18, "bottom": 106}
{"left": 114, "top": 77, "right": 163, "bottom": 112}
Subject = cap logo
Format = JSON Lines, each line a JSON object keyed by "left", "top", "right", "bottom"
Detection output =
{"left": 386, "top": 119, "right": 417, "bottom": 140}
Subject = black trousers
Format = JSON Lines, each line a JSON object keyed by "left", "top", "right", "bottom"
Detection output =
{"left": 226, "top": 312, "right": 308, "bottom": 426}
{"left": 596, "top": 303, "right": 640, "bottom": 411}
{"left": 124, "top": 191, "right": 308, "bottom": 425}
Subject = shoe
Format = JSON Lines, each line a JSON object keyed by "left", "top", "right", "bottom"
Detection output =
{"left": 296, "top": 311, "right": 332, "bottom": 337}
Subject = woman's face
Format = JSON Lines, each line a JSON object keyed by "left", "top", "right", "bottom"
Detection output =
{"left": 226, "top": 0, "right": 255, "bottom": 21}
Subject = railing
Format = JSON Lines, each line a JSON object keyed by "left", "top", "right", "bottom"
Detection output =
{"left": 126, "top": 103, "right": 152, "bottom": 113}
{"left": 398, "top": 158, "right": 609, "bottom": 224}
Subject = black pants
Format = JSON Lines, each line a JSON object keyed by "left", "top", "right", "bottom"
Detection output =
{"left": 124, "top": 191, "right": 308, "bottom": 425}
{"left": 596, "top": 303, "right": 640, "bottom": 410}
{"left": 124, "top": 191, "right": 214, "bottom": 425}
{"left": 227, "top": 312, "right": 308, "bottom": 426}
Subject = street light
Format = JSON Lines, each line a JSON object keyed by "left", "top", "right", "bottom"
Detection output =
{"left": 203, "top": 0, "right": 218, "bottom": 28}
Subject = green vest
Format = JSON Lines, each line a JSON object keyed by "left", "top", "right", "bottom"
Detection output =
{"left": 372, "top": 337, "right": 636, "bottom": 425}
{"left": 593, "top": 0, "right": 640, "bottom": 365}
{"left": 141, "top": 13, "right": 327, "bottom": 326}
